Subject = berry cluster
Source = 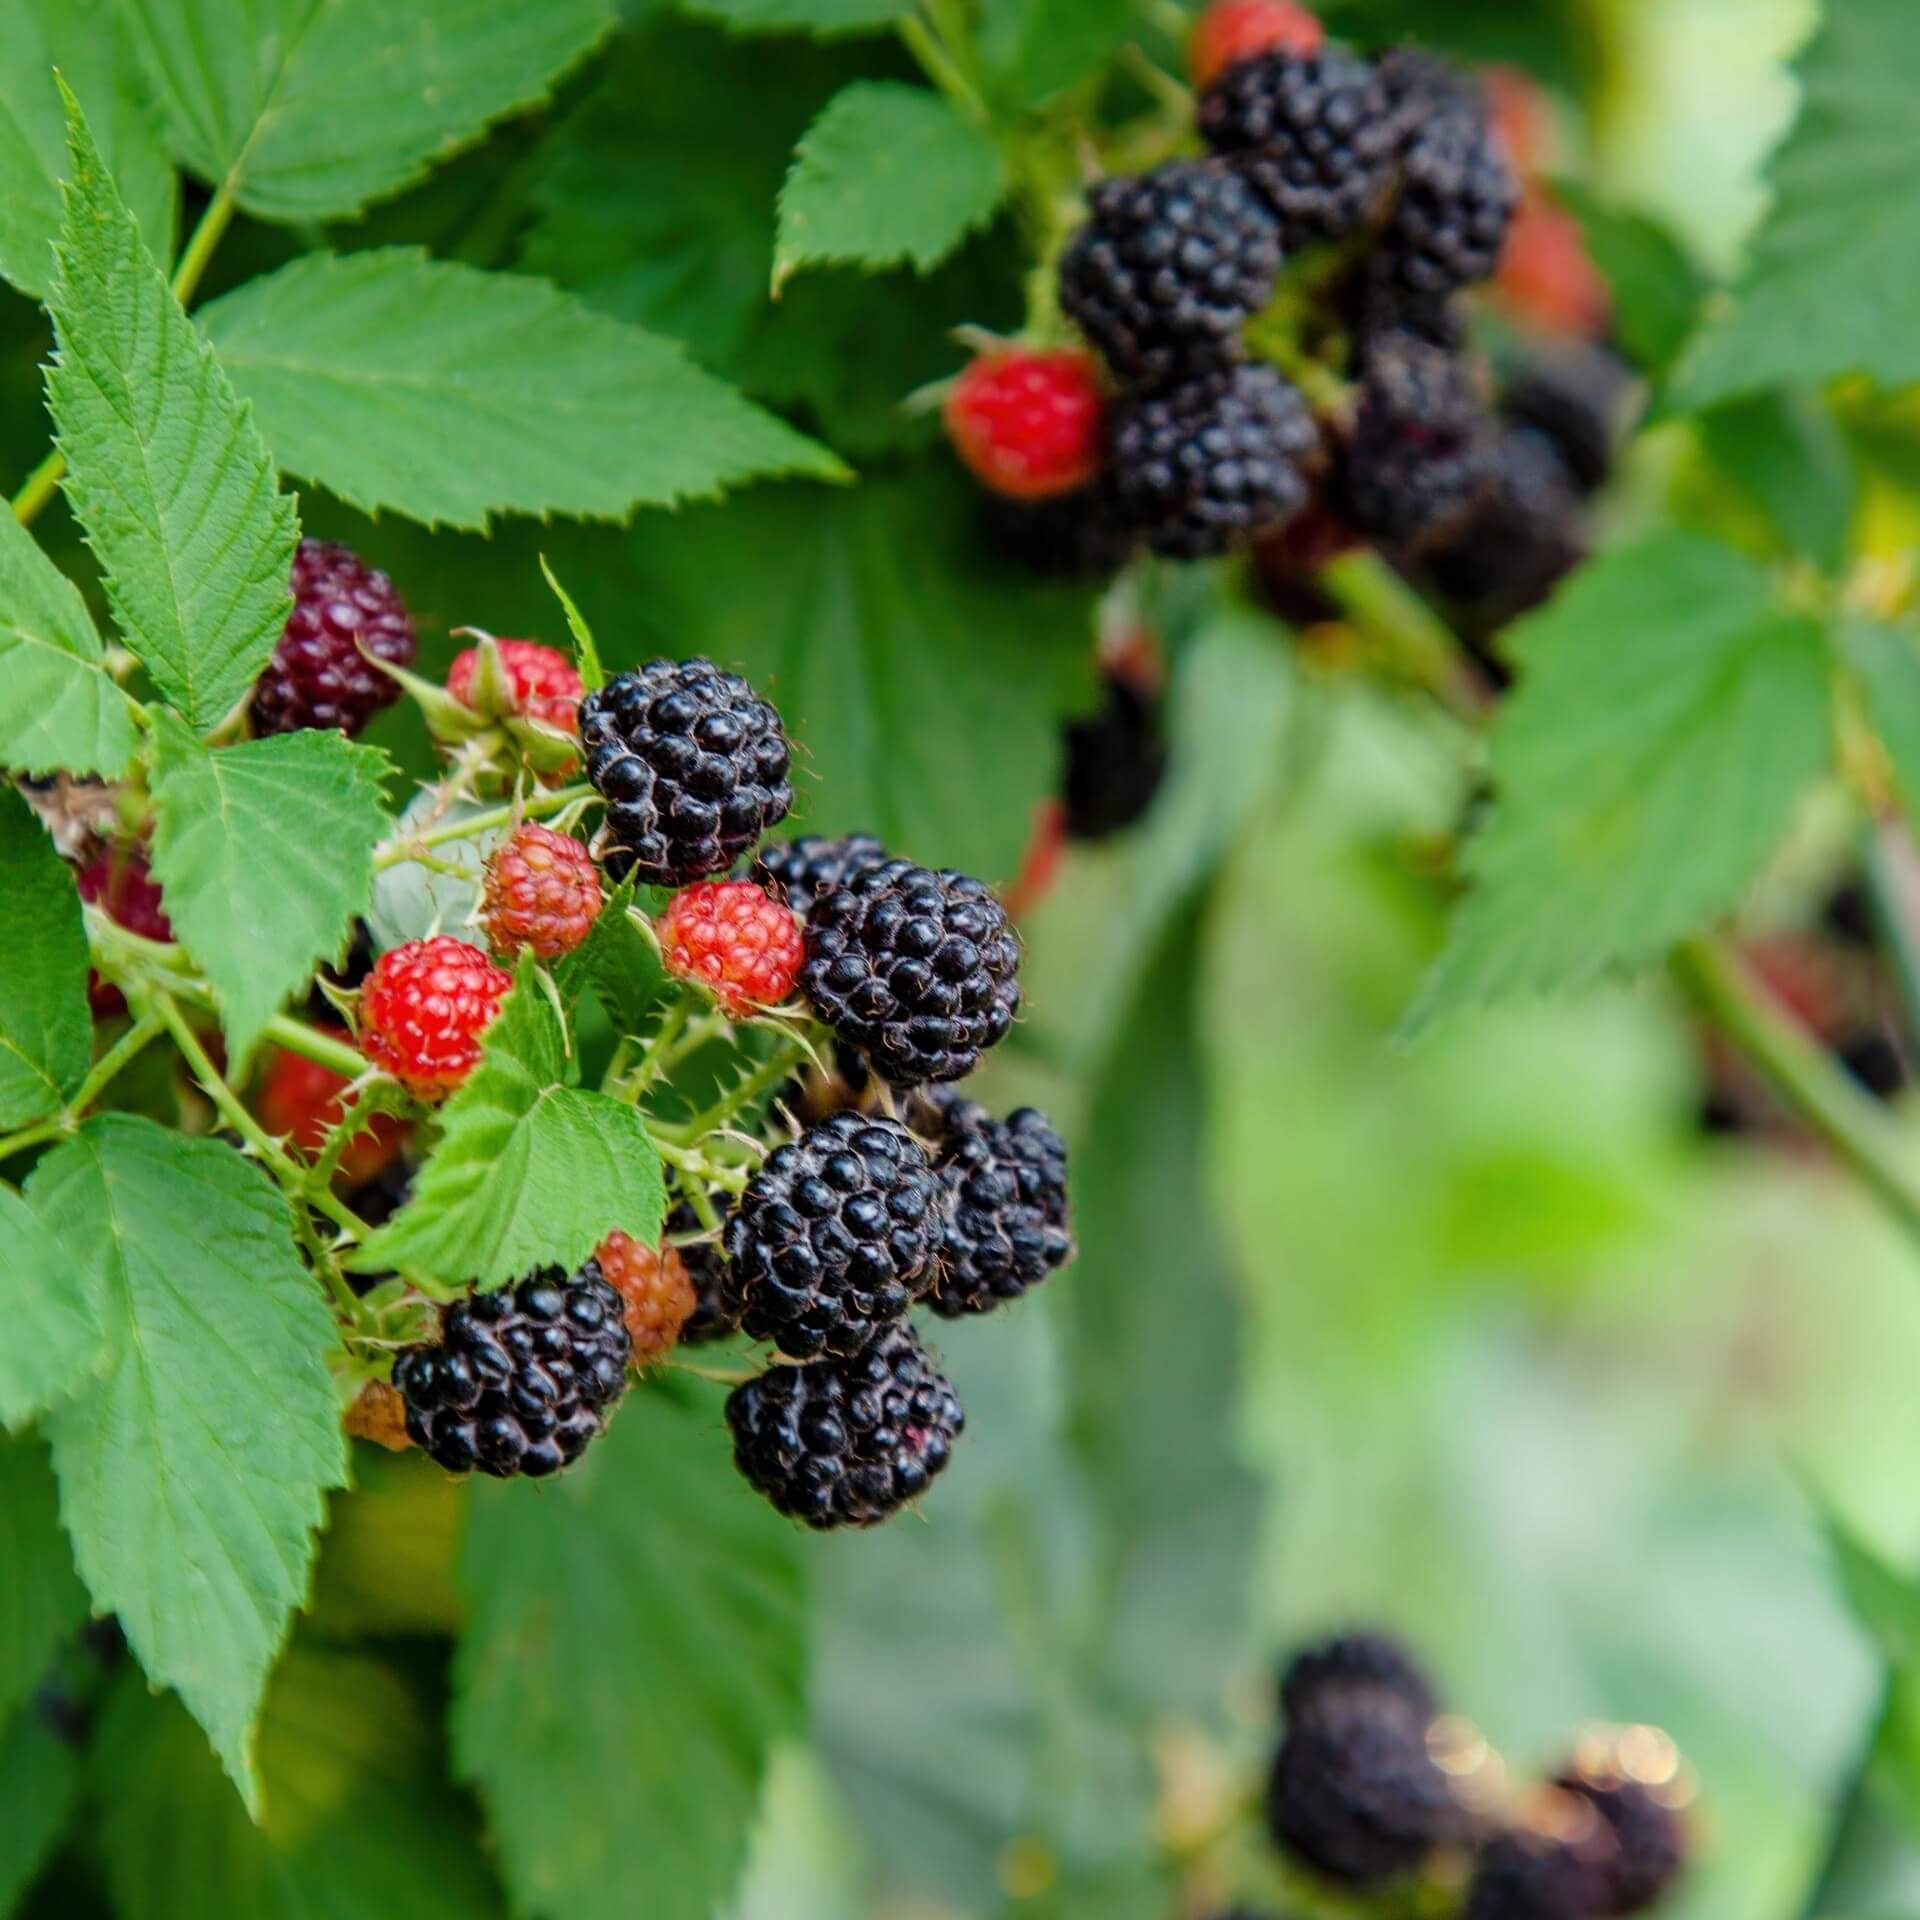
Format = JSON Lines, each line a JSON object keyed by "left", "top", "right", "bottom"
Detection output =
{"left": 1255, "top": 1631, "right": 1691, "bottom": 1919}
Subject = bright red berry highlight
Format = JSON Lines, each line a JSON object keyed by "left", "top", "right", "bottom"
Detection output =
{"left": 945, "top": 349, "right": 1107, "bottom": 502}
{"left": 658, "top": 879, "right": 804, "bottom": 1016}
{"left": 1190, "top": 0, "right": 1325, "bottom": 91}
{"left": 76, "top": 846, "right": 173, "bottom": 1016}
{"left": 256, "top": 1033, "right": 407, "bottom": 1186}
{"left": 594, "top": 1230, "right": 696, "bottom": 1365}
{"left": 359, "top": 936, "right": 513, "bottom": 1099}
{"left": 480, "top": 823, "right": 603, "bottom": 960}
{"left": 447, "top": 639, "right": 585, "bottom": 734}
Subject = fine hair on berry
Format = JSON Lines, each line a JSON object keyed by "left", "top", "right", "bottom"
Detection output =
{"left": 251, "top": 538, "right": 416, "bottom": 738}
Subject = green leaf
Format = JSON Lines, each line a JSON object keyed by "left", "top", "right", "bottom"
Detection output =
{"left": 453, "top": 1377, "right": 807, "bottom": 1920}
{"left": 350, "top": 963, "right": 666, "bottom": 1287}
{"left": 1825, "top": 1507, "right": 1920, "bottom": 1673}
{"left": 1551, "top": 180, "right": 1705, "bottom": 376}
{"left": 1841, "top": 621, "right": 1920, "bottom": 842}
{"left": 114, "top": 0, "right": 612, "bottom": 223}
{"left": 1673, "top": 0, "right": 1920, "bottom": 409}
{"left": 93, "top": 1646, "right": 505, "bottom": 1920}
{"left": 46, "top": 87, "right": 297, "bottom": 733}
{"left": 1697, "top": 390, "right": 1858, "bottom": 574}
{"left": 0, "top": 787, "right": 90, "bottom": 1129}
{"left": 680, "top": 0, "right": 905, "bottom": 34}
{"left": 978, "top": 0, "right": 1138, "bottom": 105}
{"left": 31, "top": 1117, "right": 346, "bottom": 1811}
{"left": 1414, "top": 534, "right": 1833, "bottom": 1026}
{"left": 0, "top": 1707, "right": 78, "bottom": 1913}
{"left": 0, "top": 504, "right": 138, "bottom": 779}
{"left": 0, "top": 1185, "right": 103, "bottom": 1434}
{"left": 556, "top": 884, "right": 670, "bottom": 1037}
{"left": 0, "top": 1435, "right": 87, "bottom": 1725}
{"left": 616, "top": 463, "right": 1095, "bottom": 878}
{"left": 147, "top": 715, "right": 392, "bottom": 1065}
{"left": 775, "top": 82, "right": 1006, "bottom": 287}
{"left": 0, "top": 0, "right": 172, "bottom": 300}
{"left": 198, "top": 248, "right": 845, "bottom": 531}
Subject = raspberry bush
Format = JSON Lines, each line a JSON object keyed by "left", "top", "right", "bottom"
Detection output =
{"left": 3, "top": 2, "right": 1920, "bottom": 1917}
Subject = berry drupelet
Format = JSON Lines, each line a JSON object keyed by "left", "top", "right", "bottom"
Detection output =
{"left": 250, "top": 539, "right": 416, "bottom": 738}
{"left": 924, "top": 1100, "right": 1075, "bottom": 1318}
{"left": 581, "top": 658, "right": 792, "bottom": 888}
{"left": 586, "top": 1230, "right": 696, "bottom": 1366}
{"left": 665, "top": 1199, "right": 739, "bottom": 1346}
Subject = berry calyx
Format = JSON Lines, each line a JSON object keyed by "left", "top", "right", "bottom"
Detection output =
{"left": 657, "top": 878, "right": 805, "bottom": 1016}
{"left": 588, "top": 1229, "right": 697, "bottom": 1365}
{"left": 447, "top": 638, "right": 585, "bottom": 734}
{"left": 250, "top": 538, "right": 416, "bottom": 738}
{"left": 480, "top": 822, "right": 603, "bottom": 961}
{"left": 358, "top": 936, "right": 513, "bottom": 1099}
{"left": 255, "top": 1030, "right": 406, "bottom": 1187}
{"left": 944, "top": 348, "right": 1107, "bottom": 502}
{"left": 1190, "top": 0, "right": 1325, "bottom": 91}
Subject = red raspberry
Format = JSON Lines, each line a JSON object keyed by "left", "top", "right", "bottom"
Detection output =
{"left": 591, "top": 1230, "right": 696, "bottom": 1365}
{"left": 1485, "top": 64, "right": 1549, "bottom": 183}
{"left": 359, "top": 936, "right": 513, "bottom": 1099}
{"left": 1190, "top": 0, "right": 1325, "bottom": 90}
{"left": 1494, "top": 191, "right": 1611, "bottom": 340}
{"left": 479, "top": 823, "right": 603, "bottom": 960}
{"left": 448, "top": 639, "right": 584, "bottom": 734}
{"left": 77, "top": 846, "right": 173, "bottom": 1016}
{"left": 251, "top": 539, "right": 416, "bottom": 737}
{"left": 256, "top": 1031, "right": 406, "bottom": 1186}
{"left": 657, "top": 879, "right": 804, "bottom": 1016}
{"left": 944, "top": 349, "right": 1107, "bottom": 502}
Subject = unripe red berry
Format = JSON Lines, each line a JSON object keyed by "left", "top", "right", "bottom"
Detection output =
{"left": 251, "top": 539, "right": 416, "bottom": 738}
{"left": 359, "top": 936, "right": 513, "bottom": 1099}
{"left": 76, "top": 846, "right": 172, "bottom": 1016}
{"left": 592, "top": 1230, "right": 697, "bottom": 1364}
{"left": 256, "top": 1030, "right": 406, "bottom": 1186}
{"left": 447, "top": 639, "right": 584, "bottom": 734}
{"left": 945, "top": 349, "right": 1107, "bottom": 502}
{"left": 479, "top": 823, "right": 603, "bottom": 960}
{"left": 1190, "top": 0, "right": 1325, "bottom": 91}
{"left": 657, "top": 879, "right": 804, "bottom": 1016}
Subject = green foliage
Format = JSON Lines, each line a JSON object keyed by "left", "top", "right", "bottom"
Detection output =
{"left": 0, "top": 789, "right": 90, "bottom": 1129}
{"left": 199, "top": 249, "right": 845, "bottom": 531}
{"left": 350, "top": 964, "right": 667, "bottom": 1287}
{"left": 1843, "top": 623, "right": 1920, "bottom": 841}
{"left": 0, "top": 1709, "right": 78, "bottom": 1913}
{"left": 114, "top": 0, "right": 613, "bottom": 222}
{"left": 0, "top": 1437, "right": 87, "bottom": 1723}
{"left": 1697, "top": 390, "right": 1859, "bottom": 574}
{"left": 1675, "top": 0, "right": 1920, "bottom": 408}
{"left": 0, "top": 1188, "right": 103, "bottom": 1434}
{"left": 1552, "top": 180, "right": 1705, "bottom": 376}
{"left": 30, "top": 1117, "right": 346, "bottom": 1811}
{"left": 1416, "top": 534, "right": 1832, "bottom": 1025}
{"left": 775, "top": 82, "right": 1006, "bottom": 286}
{"left": 47, "top": 89, "right": 298, "bottom": 733}
{"left": 148, "top": 716, "right": 392, "bottom": 1063}
{"left": 452, "top": 1379, "right": 807, "bottom": 1920}
{"left": 557, "top": 884, "right": 670, "bottom": 1034}
{"left": 682, "top": 0, "right": 906, "bottom": 35}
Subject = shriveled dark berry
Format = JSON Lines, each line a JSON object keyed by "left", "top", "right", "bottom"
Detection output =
{"left": 924, "top": 1101, "right": 1074, "bottom": 1318}
{"left": 1464, "top": 1832, "right": 1609, "bottom": 1920}
{"left": 722, "top": 1112, "right": 943, "bottom": 1359}
{"left": 581, "top": 658, "right": 792, "bottom": 887}
{"left": 801, "top": 859, "right": 1022, "bottom": 1087}
{"left": 1280, "top": 1631, "right": 1439, "bottom": 1725}
{"left": 393, "top": 1266, "right": 632, "bottom": 1478}
{"left": 1501, "top": 345, "right": 1636, "bottom": 496}
{"left": 1555, "top": 1769, "right": 1687, "bottom": 1915}
{"left": 1059, "top": 160, "right": 1281, "bottom": 386}
{"left": 726, "top": 1322, "right": 964, "bottom": 1528}
{"left": 250, "top": 539, "right": 416, "bottom": 738}
{"left": 753, "top": 834, "right": 893, "bottom": 925}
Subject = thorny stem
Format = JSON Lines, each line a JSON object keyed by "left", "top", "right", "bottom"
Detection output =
{"left": 373, "top": 781, "right": 594, "bottom": 868}
{"left": 680, "top": 1034, "right": 810, "bottom": 1141}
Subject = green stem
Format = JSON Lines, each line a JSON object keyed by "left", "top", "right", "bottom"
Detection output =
{"left": 260, "top": 1013, "right": 369, "bottom": 1079}
{"left": 374, "top": 782, "right": 593, "bottom": 868}
{"left": 0, "top": 1013, "right": 167, "bottom": 1164}
{"left": 1318, "top": 550, "right": 1491, "bottom": 723}
{"left": 9, "top": 448, "right": 64, "bottom": 528}
{"left": 0, "top": 1116, "right": 73, "bottom": 1166}
{"left": 678, "top": 1180, "right": 725, "bottom": 1237}
{"left": 898, "top": 11, "right": 991, "bottom": 127}
{"left": 1673, "top": 938, "right": 1920, "bottom": 1251}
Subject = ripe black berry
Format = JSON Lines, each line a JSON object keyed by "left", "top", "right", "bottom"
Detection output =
{"left": 726, "top": 1322, "right": 964, "bottom": 1529}
{"left": 923, "top": 1101, "right": 1074, "bottom": 1318}
{"left": 1375, "top": 76, "right": 1517, "bottom": 298}
{"left": 250, "top": 539, "right": 416, "bottom": 738}
{"left": 753, "top": 834, "right": 892, "bottom": 925}
{"left": 722, "top": 1112, "right": 944, "bottom": 1359}
{"left": 581, "top": 658, "right": 792, "bottom": 887}
{"left": 1554, "top": 1770, "right": 1687, "bottom": 1915}
{"left": 1266, "top": 1684, "right": 1459, "bottom": 1886}
{"left": 1063, "top": 673, "right": 1168, "bottom": 840}
{"left": 1501, "top": 345, "right": 1635, "bottom": 496}
{"left": 1464, "top": 1832, "right": 1608, "bottom": 1920}
{"left": 1280, "top": 1631, "right": 1438, "bottom": 1725}
{"left": 1059, "top": 160, "right": 1282, "bottom": 386}
{"left": 1199, "top": 49, "right": 1395, "bottom": 248}
{"left": 1111, "top": 363, "right": 1319, "bottom": 560}
{"left": 801, "top": 859, "right": 1022, "bottom": 1087}
{"left": 393, "top": 1266, "right": 631, "bottom": 1478}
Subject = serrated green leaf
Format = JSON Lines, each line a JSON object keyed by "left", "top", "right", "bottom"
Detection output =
{"left": 349, "top": 963, "right": 665, "bottom": 1286}
{"left": 0, "top": 0, "right": 172, "bottom": 300}
{"left": 775, "top": 82, "right": 1005, "bottom": 286}
{"left": 1697, "top": 390, "right": 1858, "bottom": 574}
{"left": 0, "top": 506, "right": 138, "bottom": 780}
{"left": 198, "top": 249, "right": 844, "bottom": 531}
{"left": 1413, "top": 534, "right": 1833, "bottom": 1026}
{"left": 0, "top": 1435, "right": 87, "bottom": 1726}
{"left": 978, "top": 0, "right": 1137, "bottom": 106}
{"left": 147, "top": 715, "right": 392, "bottom": 1066}
{"left": 1673, "top": 0, "right": 1920, "bottom": 409}
{"left": 617, "top": 462, "right": 1095, "bottom": 878}
{"left": 113, "top": 0, "right": 612, "bottom": 223}
{"left": 0, "top": 1706, "right": 78, "bottom": 1912}
{"left": 1841, "top": 621, "right": 1920, "bottom": 842}
{"left": 46, "top": 88, "right": 297, "bottom": 733}
{"left": 0, "top": 787, "right": 90, "bottom": 1129}
{"left": 1551, "top": 180, "right": 1705, "bottom": 376}
{"left": 453, "top": 1377, "right": 806, "bottom": 1920}
{"left": 0, "top": 1185, "right": 103, "bottom": 1434}
{"left": 681, "top": 0, "right": 905, "bottom": 34}
{"left": 31, "top": 1117, "right": 346, "bottom": 1811}
{"left": 93, "top": 1645, "right": 504, "bottom": 1920}
{"left": 555, "top": 884, "right": 670, "bottom": 1037}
